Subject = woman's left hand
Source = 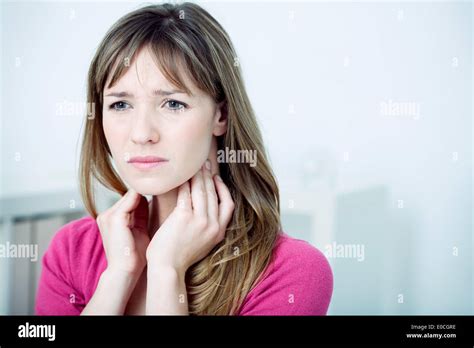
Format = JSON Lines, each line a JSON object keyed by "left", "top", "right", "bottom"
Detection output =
{"left": 145, "top": 160, "right": 235, "bottom": 275}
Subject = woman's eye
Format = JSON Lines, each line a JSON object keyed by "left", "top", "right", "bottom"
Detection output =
{"left": 164, "top": 99, "right": 187, "bottom": 112}
{"left": 107, "top": 100, "right": 187, "bottom": 113}
{"left": 109, "top": 101, "right": 131, "bottom": 112}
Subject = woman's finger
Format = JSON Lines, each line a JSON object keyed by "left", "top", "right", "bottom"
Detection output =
{"left": 203, "top": 160, "right": 218, "bottom": 221}
{"left": 176, "top": 180, "right": 192, "bottom": 211}
{"left": 130, "top": 195, "right": 149, "bottom": 232}
{"left": 114, "top": 189, "right": 142, "bottom": 224}
{"left": 213, "top": 175, "right": 235, "bottom": 230}
{"left": 190, "top": 163, "right": 207, "bottom": 217}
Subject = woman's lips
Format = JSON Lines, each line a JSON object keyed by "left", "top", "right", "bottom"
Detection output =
{"left": 128, "top": 156, "right": 168, "bottom": 170}
{"left": 131, "top": 162, "right": 166, "bottom": 169}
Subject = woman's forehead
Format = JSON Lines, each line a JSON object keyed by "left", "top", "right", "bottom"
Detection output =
{"left": 104, "top": 45, "right": 199, "bottom": 97}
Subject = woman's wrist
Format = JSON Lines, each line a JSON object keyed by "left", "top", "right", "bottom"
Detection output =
{"left": 146, "top": 265, "right": 188, "bottom": 315}
{"left": 81, "top": 268, "right": 141, "bottom": 315}
{"left": 100, "top": 267, "right": 143, "bottom": 303}
{"left": 103, "top": 266, "right": 144, "bottom": 281}
{"left": 147, "top": 263, "right": 185, "bottom": 280}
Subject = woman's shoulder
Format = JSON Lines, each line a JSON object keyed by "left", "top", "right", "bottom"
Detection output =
{"left": 36, "top": 216, "right": 105, "bottom": 315}
{"left": 43, "top": 215, "right": 105, "bottom": 282}
{"left": 274, "top": 232, "right": 330, "bottom": 266}
{"left": 54, "top": 215, "right": 99, "bottom": 238}
{"left": 270, "top": 231, "right": 334, "bottom": 289}
{"left": 237, "top": 231, "right": 334, "bottom": 315}
{"left": 48, "top": 215, "right": 102, "bottom": 255}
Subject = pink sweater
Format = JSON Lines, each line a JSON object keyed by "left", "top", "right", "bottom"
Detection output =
{"left": 35, "top": 216, "right": 333, "bottom": 315}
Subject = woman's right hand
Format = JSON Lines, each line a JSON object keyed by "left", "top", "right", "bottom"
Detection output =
{"left": 96, "top": 189, "right": 150, "bottom": 276}
{"left": 82, "top": 189, "right": 150, "bottom": 315}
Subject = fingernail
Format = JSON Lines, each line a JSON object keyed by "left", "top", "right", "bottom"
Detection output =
{"left": 205, "top": 159, "right": 211, "bottom": 170}
{"left": 215, "top": 174, "right": 223, "bottom": 182}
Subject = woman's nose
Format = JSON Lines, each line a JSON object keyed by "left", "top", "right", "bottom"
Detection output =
{"left": 130, "top": 111, "right": 159, "bottom": 144}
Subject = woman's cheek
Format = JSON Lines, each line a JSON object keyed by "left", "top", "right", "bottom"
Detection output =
{"left": 103, "top": 116, "right": 121, "bottom": 150}
{"left": 103, "top": 121, "right": 131, "bottom": 177}
{"left": 105, "top": 130, "right": 126, "bottom": 163}
{"left": 178, "top": 128, "right": 212, "bottom": 177}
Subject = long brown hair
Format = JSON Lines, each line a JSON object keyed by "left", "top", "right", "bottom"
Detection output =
{"left": 79, "top": 2, "right": 281, "bottom": 315}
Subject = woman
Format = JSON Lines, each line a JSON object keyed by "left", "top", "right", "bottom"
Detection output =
{"left": 35, "top": 2, "right": 333, "bottom": 315}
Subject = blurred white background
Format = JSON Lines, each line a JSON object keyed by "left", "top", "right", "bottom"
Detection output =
{"left": 1, "top": 0, "right": 472, "bottom": 315}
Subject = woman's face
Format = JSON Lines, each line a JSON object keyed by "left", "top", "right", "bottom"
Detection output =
{"left": 102, "top": 46, "right": 226, "bottom": 195}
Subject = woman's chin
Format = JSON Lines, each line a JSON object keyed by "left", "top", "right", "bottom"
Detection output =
{"left": 125, "top": 171, "right": 196, "bottom": 196}
{"left": 129, "top": 180, "right": 174, "bottom": 196}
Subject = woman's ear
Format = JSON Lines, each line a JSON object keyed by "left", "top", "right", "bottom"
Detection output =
{"left": 212, "top": 101, "right": 228, "bottom": 136}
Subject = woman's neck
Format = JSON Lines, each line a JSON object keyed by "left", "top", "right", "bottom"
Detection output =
{"left": 147, "top": 188, "right": 178, "bottom": 239}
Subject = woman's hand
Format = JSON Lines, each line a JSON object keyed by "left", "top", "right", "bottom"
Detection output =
{"left": 82, "top": 189, "right": 150, "bottom": 315}
{"left": 145, "top": 160, "right": 235, "bottom": 275}
{"left": 96, "top": 189, "right": 150, "bottom": 276}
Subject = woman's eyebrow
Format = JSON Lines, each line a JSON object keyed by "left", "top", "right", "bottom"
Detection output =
{"left": 104, "top": 88, "right": 190, "bottom": 98}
